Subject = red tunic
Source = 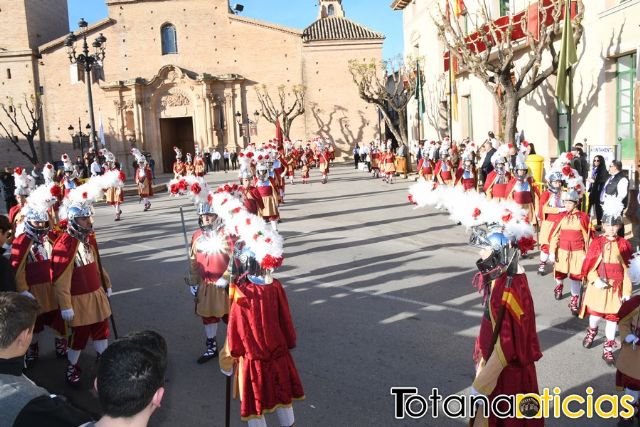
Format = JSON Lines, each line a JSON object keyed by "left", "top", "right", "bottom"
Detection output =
{"left": 242, "top": 187, "right": 265, "bottom": 216}
{"left": 483, "top": 171, "right": 512, "bottom": 199}
{"left": 475, "top": 273, "right": 543, "bottom": 426}
{"left": 227, "top": 279, "right": 305, "bottom": 420}
{"left": 8, "top": 203, "right": 23, "bottom": 224}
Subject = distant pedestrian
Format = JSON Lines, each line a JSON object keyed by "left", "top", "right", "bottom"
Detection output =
{"left": 1, "top": 168, "right": 17, "bottom": 213}
{"left": 231, "top": 150, "right": 238, "bottom": 170}
{"left": 223, "top": 148, "right": 230, "bottom": 173}
{"left": 212, "top": 150, "right": 221, "bottom": 172}
{"left": 204, "top": 149, "right": 212, "bottom": 173}
{"left": 353, "top": 144, "right": 360, "bottom": 169}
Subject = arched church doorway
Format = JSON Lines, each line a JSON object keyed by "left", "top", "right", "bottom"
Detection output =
{"left": 160, "top": 117, "right": 195, "bottom": 173}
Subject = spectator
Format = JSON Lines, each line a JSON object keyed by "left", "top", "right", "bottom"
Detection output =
{"left": 479, "top": 140, "right": 496, "bottom": 188}
{"left": 212, "top": 149, "right": 221, "bottom": 172}
{"left": 147, "top": 154, "right": 156, "bottom": 179}
{"left": 91, "top": 157, "right": 103, "bottom": 177}
{"left": 231, "top": 150, "right": 238, "bottom": 170}
{"left": 0, "top": 293, "right": 92, "bottom": 426}
{"left": 223, "top": 148, "right": 230, "bottom": 173}
{"left": 1, "top": 168, "right": 17, "bottom": 214}
{"left": 75, "top": 156, "right": 88, "bottom": 179}
{"left": 587, "top": 155, "right": 609, "bottom": 229}
{"left": 0, "top": 215, "right": 16, "bottom": 291}
{"left": 353, "top": 144, "right": 360, "bottom": 169}
{"left": 30, "top": 164, "right": 44, "bottom": 186}
{"left": 122, "top": 330, "right": 168, "bottom": 374}
{"left": 601, "top": 160, "right": 629, "bottom": 237}
{"left": 572, "top": 143, "right": 589, "bottom": 183}
{"left": 508, "top": 143, "right": 518, "bottom": 170}
{"left": 82, "top": 337, "right": 167, "bottom": 427}
{"left": 204, "top": 149, "right": 212, "bottom": 173}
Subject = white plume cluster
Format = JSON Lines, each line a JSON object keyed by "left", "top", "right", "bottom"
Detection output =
{"left": 408, "top": 180, "right": 534, "bottom": 241}
{"left": 59, "top": 170, "right": 124, "bottom": 220}
{"left": 42, "top": 163, "right": 55, "bottom": 184}
{"left": 629, "top": 251, "right": 640, "bottom": 285}
{"left": 21, "top": 182, "right": 60, "bottom": 216}
{"left": 602, "top": 195, "right": 624, "bottom": 219}
{"left": 13, "top": 167, "right": 35, "bottom": 196}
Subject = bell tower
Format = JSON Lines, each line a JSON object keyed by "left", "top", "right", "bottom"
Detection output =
{"left": 318, "top": 0, "right": 345, "bottom": 19}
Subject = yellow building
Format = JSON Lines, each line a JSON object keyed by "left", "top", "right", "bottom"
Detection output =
{"left": 0, "top": 0, "right": 384, "bottom": 172}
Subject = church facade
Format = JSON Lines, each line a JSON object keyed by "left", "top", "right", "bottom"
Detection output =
{"left": 0, "top": 0, "right": 383, "bottom": 172}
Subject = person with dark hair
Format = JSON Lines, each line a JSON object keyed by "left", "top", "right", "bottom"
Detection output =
{"left": 121, "top": 330, "right": 168, "bottom": 374}
{"left": 0, "top": 215, "right": 16, "bottom": 293}
{"left": 1, "top": 168, "right": 17, "bottom": 213}
{"left": 0, "top": 293, "right": 92, "bottom": 427}
{"left": 601, "top": 160, "right": 629, "bottom": 237}
{"left": 587, "top": 155, "right": 609, "bottom": 228}
{"left": 85, "top": 338, "right": 166, "bottom": 427}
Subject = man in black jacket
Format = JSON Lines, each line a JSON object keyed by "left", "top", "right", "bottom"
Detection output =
{"left": 479, "top": 140, "right": 496, "bottom": 189}
{"left": 0, "top": 215, "right": 16, "bottom": 292}
{"left": 0, "top": 292, "right": 92, "bottom": 426}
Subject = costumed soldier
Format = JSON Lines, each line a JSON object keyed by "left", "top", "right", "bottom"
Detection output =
{"left": 300, "top": 156, "right": 310, "bottom": 184}
{"left": 188, "top": 194, "right": 235, "bottom": 364}
{"left": 548, "top": 189, "right": 592, "bottom": 313}
{"left": 185, "top": 152, "right": 195, "bottom": 176}
{"left": 537, "top": 172, "right": 565, "bottom": 275}
{"left": 240, "top": 170, "right": 264, "bottom": 216}
{"left": 194, "top": 146, "right": 206, "bottom": 177}
{"left": 614, "top": 255, "right": 640, "bottom": 427}
{"left": 469, "top": 226, "right": 543, "bottom": 427}
{"left": 580, "top": 197, "right": 633, "bottom": 365}
{"left": 255, "top": 163, "right": 280, "bottom": 230}
{"left": 60, "top": 154, "right": 80, "bottom": 197}
{"left": 506, "top": 162, "right": 539, "bottom": 225}
{"left": 318, "top": 145, "right": 330, "bottom": 184}
{"left": 433, "top": 149, "right": 454, "bottom": 186}
{"left": 395, "top": 142, "right": 408, "bottom": 179}
{"left": 381, "top": 145, "right": 396, "bottom": 184}
{"left": 222, "top": 232, "right": 303, "bottom": 426}
{"left": 173, "top": 147, "right": 186, "bottom": 179}
{"left": 483, "top": 155, "right": 511, "bottom": 200}
{"left": 8, "top": 167, "right": 34, "bottom": 238}
{"left": 52, "top": 173, "right": 121, "bottom": 386}
{"left": 132, "top": 148, "right": 153, "bottom": 211}
{"left": 454, "top": 154, "right": 477, "bottom": 191}
{"left": 10, "top": 183, "right": 68, "bottom": 367}
{"left": 370, "top": 145, "right": 381, "bottom": 179}
{"left": 102, "top": 149, "right": 125, "bottom": 221}
{"left": 284, "top": 152, "right": 296, "bottom": 185}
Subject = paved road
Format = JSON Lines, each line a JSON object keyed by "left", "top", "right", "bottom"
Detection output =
{"left": 27, "top": 164, "right": 627, "bottom": 426}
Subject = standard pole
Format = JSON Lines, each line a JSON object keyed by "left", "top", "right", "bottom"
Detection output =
{"left": 86, "top": 66, "right": 98, "bottom": 154}
{"left": 567, "top": 68, "right": 573, "bottom": 151}
{"left": 448, "top": 55, "right": 453, "bottom": 139}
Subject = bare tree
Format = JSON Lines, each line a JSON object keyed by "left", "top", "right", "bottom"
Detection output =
{"left": 348, "top": 58, "right": 418, "bottom": 147}
{"left": 255, "top": 84, "right": 306, "bottom": 139}
{"left": 432, "top": 1, "right": 584, "bottom": 145}
{"left": 0, "top": 94, "right": 42, "bottom": 165}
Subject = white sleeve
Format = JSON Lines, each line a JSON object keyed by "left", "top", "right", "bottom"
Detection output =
{"left": 618, "top": 177, "right": 629, "bottom": 203}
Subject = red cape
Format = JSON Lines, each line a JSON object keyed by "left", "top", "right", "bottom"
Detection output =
{"left": 581, "top": 235, "right": 633, "bottom": 279}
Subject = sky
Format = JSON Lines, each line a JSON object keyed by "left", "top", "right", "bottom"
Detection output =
{"left": 67, "top": 0, "right": 404, "bottom": 59}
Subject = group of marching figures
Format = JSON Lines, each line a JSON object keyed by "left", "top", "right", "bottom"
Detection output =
{"left": 7, "top": 153, "right": 303, "bottom": 426}
{"left": 410, "top": 139, "right": 640, "bottom": 426}
{"left": 172, "top": 140, "right": 335, "bottom": 187}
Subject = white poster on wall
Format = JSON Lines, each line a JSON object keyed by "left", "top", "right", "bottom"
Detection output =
{"left": 587, "top": 145, "right": 617, "bottom": 168}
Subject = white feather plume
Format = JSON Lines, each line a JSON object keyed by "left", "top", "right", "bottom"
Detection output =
{"left": 629, "top": 251, "right": 640, "bottom": 285}
{"left": 602, "top": 195, "right": 624, "bottom": 219}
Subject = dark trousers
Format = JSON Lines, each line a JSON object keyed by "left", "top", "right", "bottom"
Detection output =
{"left": 213, "top": 160, "right": 220, "bottom": 172}
{"left": 354, "top": 154, "right": 360, "bottom": 169}
{"left": 224, "top": 159, "right": 229, "bottom": 171}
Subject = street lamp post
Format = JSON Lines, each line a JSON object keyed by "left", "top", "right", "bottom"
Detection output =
{"left": 67, "top": 119, "right": 92, "bottom": 159}
{"left": 235, "top": 110, "right": 261, "bottom": 146}
{"left": 64, "top": 18, "right": 106, "bottom": 155}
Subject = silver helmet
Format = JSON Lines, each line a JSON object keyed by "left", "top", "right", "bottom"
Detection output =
{"left": 230, "top": 241, "right": 268, "bottom": 282}
{"left": 23, "top": 206, "right": 50, "bottom": 241}
{"left": 256, "top": 164, "right": 269, "bottom": 180}
{"left": 197, "top": 202, "right": 223, "bottom": 232}
{"left": 561, "top": 190, "right": 580, "bottom": 203}
{"left": 66, "top": 202, "right": 94, "bottom": 242}
{"left": 470, "top": 226, "right": 519, "bottom": 280}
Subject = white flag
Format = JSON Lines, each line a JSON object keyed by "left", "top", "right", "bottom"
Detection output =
{"left": 98, "top": 112, "right": 105, "bottom": 146}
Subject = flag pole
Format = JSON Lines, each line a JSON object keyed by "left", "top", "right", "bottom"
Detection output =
{"left": 448, "top": 52, "right": 453, "bottom": 138}
{"left": 417, "top": 62, "right": 422, "bottom": 142}
{"left": 567, "top": 68, "right": 573, "bottom": 150}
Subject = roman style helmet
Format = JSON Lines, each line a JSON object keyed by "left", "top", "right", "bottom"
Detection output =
{"left": 602, "top": 196, "right": 624, "bottom": 226}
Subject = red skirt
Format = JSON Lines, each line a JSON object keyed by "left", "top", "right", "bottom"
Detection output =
{"left": 239, "top": 352, "right": 305, "bottom": 420}
{"left": 488, "top": 363, "right": 543, "bottom": 426}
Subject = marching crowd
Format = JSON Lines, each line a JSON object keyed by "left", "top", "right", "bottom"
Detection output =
{"left": 408, "top": 130, "right": 640, "bottom": 426}
{"left": 0, "top": 136, "right": 345, "bottom": 427}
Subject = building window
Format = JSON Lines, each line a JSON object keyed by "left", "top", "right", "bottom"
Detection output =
{"left": 499, "top": 0, "right": 511, "bottom": 16}
{"left": 161, "top": 24, "right": 178, "bottom": 55}
{"left": 616, "top": 53, "right": 636, "bottom": 159}
{"left": 327, "top": 4, "right": 335, "bottom": 16}
{"left": 6, "top": 68, "right": 11, "bottom": 79}
{"left": 557, "top": 101, "right": 569, "bottom": 154}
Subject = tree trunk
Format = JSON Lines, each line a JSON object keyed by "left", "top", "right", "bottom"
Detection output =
{"left": 27, "top": 137, "right": 39, "bottom": 165}
{"left": 502, "top": 90, "right": 519, "bottom": 146}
